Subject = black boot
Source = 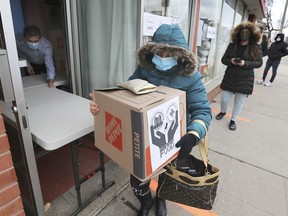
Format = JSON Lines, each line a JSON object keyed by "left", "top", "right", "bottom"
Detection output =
{"left": 155, "top": 196, "right": 167, "bottom": 216}
{"left": 136, "top": 191, "right": 154, "bottom": 216}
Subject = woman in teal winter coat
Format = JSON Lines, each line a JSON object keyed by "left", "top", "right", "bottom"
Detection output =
{"left": 90, "top": 24, "right": 211, "bottom": 216}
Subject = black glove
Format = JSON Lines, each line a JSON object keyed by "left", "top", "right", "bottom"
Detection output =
{"left": 175, "top": 134, "right": 198, "bottom": 159}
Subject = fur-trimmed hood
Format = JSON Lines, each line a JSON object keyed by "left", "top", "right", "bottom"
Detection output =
{"left": 230, "top": 21, "right": 262, "bottom": 44}
{"left": 137, "top": 24, "right": 197, "bottom": 76}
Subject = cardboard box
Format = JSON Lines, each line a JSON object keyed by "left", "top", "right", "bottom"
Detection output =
{"left": 54, "top": 53, "right": 67, "bottom": 76}
{"left": 49, "top": 30, "right": 67, "bottom": 76}
{"left": 49, "top": 30, "right": 66, "bottom": 54}
{"left": 93, "top": 86, "right": 186, "bottom": 181}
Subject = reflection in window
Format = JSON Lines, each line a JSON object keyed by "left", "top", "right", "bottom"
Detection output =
{"left": 234, "top": 1, "right": 244, "bottom": 26}
{"left": 221, "top": 3, "right": 235, "bottom": 29}
{"left": 225, "top": 0, "right": 236, "bottom": 9}
{"left": 144, "top": 0, "right": 190, "bottom": 45}
{"left": 198, "top": 0, "right": 222, "bottom": 82}
{"left": 213, "top": 2, "right": 236, "bottom": 78}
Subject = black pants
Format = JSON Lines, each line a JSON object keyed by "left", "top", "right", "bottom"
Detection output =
{"left": 262, "top": 58, "right": 281, "bottom": 83}
{"left": 130, "top": 175, "right": 152, "bottom": 197}
{"left": 130, "top": 174, "right": 164, "bottom": 198}
{"left": 29, "top": 63, "right": 47, "bottom": 75}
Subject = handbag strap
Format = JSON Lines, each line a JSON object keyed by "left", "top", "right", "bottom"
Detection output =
{"left": 192, "top": 120, "right": 208, "bottom": 168}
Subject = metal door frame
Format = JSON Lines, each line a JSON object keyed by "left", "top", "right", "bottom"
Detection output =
{"left": 0, "top": 1, "right": 45, "bottom": 215}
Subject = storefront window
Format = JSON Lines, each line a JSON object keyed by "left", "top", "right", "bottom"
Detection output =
{"left": 213, "top": 0, "right": 236, "bottom": 78}
{"left": 234, "top": 1, "right": 244, "bottom": 25}
{"left": 144, "top": 0, "right": 191, "bottom": 45}
{"left": 225, "top": 0, "right": 236, "bottom": 9}
{"left": 198, "top": 0, "right": 222, "bottom": 82}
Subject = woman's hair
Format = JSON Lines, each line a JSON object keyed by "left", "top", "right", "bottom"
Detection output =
{"left": 231, "top": 22, "right": 262, "bottom": 60}
{"left": 23, "top": 25, "right": 41, "bottom": 37}
{"left": 245, "top": 31, "right": 261, "bottom": 61}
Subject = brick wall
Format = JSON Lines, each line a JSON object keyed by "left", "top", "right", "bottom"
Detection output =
{"left": 0, "top": 107, "right": 25, "bottom": 216}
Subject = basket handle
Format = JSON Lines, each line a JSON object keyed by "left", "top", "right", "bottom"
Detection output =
{"left": 192, "top": 120, "right": 208, "bottom": 168}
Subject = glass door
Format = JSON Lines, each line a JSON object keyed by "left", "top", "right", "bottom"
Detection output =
{"left": 0, "top": 0, "right": 44, "bottom": 215}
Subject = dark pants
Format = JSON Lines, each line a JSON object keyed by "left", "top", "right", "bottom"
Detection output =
{"left": 23, "top": 63, "right": 46, "bottom": 76}
{"left": 31, "top": 63, "right": 47, "bottom": 74}
{"left": 130, "top": 175, "right": 151, "bottom": 197}
{"left": 262, "top": 58, "right": 281, "bottom": 83}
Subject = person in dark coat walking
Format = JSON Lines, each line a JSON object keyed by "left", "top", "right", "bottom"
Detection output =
{"left": 215, "top": 21, "right": 263, "bottom": 130}
{"left": 89, "top": 24, "right": 211, "bottom": 216}
{"left": 261, "top": 34, "right": 268, "bottom": 57}
{"left": 257, "top": 33, "right": 288, "bottom": 86}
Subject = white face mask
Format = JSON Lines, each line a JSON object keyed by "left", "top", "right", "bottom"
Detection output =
{"left": 152, "top": 54, "right": 178, "bottom": 71}
{"left": 276, "top": 37, "right": 281, "bottom": 42}
{"left": 26, "top": 41, "right": 40, "bottom": 49}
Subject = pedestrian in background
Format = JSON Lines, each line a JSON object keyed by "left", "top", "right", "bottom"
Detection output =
{"left": 16, "top": 25, "right": 56, "bottom": 88}
{"left": 257, "top": 33, "right": 288, "bottom": 87}
{"left": 261, "top": 34, "right": 268, "bottom": 57}
{"left": 216, "top": 21, "right": 263, "bottom": 131}
{"left": 90, "top": 24, "right": 212, "bottom": 216}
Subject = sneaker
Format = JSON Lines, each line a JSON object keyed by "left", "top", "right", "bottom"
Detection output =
{"left": 215, "top": 112, "right": 226, "bottom": 120}
{"left": 264, "top": 82, "right": 272, "bottom": 87}
{"left": 229, "top": 120, "right": 236, "bottom": 130}
{"left": 256, "top": 79, "right": 264, "bottom": 84}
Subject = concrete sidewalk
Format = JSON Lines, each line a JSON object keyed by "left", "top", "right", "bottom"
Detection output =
{"left": 47, "top": 57, "right": 288, "bottom": 216}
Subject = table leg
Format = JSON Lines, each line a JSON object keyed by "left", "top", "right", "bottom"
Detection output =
{"left": 70, "top": 141, "right": 115, "bottom": 216}
{"left": 71, "top": 141, "right": 82, "bottom": 207}
{"left": 100, "top": 151, "right": 106, "bottom": 188}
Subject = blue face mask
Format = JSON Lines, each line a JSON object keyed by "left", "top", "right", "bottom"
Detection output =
{"left": 276, "top": 37, "right": 281, "bottom": 42}
{"left": 152, "top": 54, "right": 178, "bottom": 71}
{"left": 26, "top": 41, "right": 40, "bottom": 50}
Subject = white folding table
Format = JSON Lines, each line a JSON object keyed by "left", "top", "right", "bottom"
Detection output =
{"left": 0, "top": 86, "right": 114, "bottom": 215}
{"left": 21, "top": 73, "right": 67, "bottom": 89}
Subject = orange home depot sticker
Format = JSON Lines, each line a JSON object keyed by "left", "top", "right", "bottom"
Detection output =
{"left": 105, "top": 111, "right": 123, "bottom": 151}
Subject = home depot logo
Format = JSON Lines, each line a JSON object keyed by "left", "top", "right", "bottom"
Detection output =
{"left": 105, "top": 112, "right": 123, "bottom": 151}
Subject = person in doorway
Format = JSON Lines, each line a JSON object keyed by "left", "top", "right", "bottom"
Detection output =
{"left": 257, "top": 33, "right": 288, "bottom": 87}
{"left": 215, "top": 21, "right": 263, "bottom": 131}
{"left": 89, "top": 24, "right": 212, "bottom": 216}
{"left": 16, "top": 25, "right": 55, "bottom": 88}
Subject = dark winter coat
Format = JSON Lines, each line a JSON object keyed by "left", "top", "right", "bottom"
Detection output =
{"left": 267, "top": 34, "right": 288, "bottom": 60}
{"left": 220, "top": 22, "right": 263, "bottom": 95}
{"left": 261, "top": 35, "right": 268, "bottom": 57}
{"left": 129, "top": 24, "right": 211, "bottom": 139}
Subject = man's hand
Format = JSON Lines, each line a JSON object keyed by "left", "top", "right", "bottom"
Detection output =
{"left": 48, "top": 80, "right": 55, "bottom": 88}
{"left": 27, "top": 67, "right": 35, "bottom": 75}
{"left": 89, "top": 93, "right": 99, "bottom": 116}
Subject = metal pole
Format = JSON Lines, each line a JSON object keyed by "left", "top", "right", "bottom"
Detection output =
{"left": 280, "top": 0, "right": 288, "bottom": 33}
{"left": 0, "top": 0, "right": 45, "bottom": 215}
